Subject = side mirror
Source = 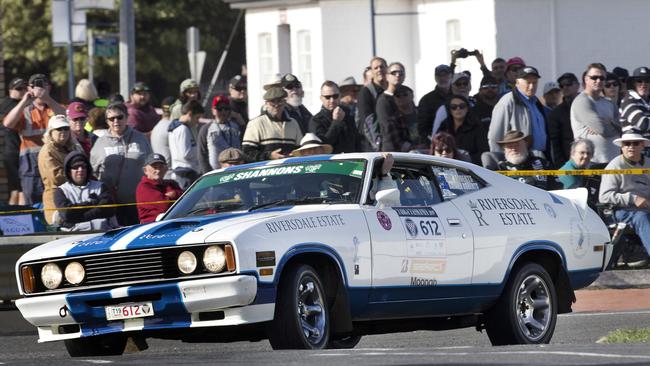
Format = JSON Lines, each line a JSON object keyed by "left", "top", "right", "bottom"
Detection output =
{"left": 375, "top": 188, "right": 400, "bottom": 208}
{"left": 155, "top": 213, "right": 165, "bottom": 222}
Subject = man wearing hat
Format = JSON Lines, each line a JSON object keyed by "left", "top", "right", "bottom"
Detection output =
{"left": 218, "top": 147, "right": 246, "bottom": 168}
{"left": 3, "top": 73, "right": 66, "bottom": 205}
{"left": 1, "top": 77, "right": 28, "bottom": 205}
{"left": 290, "top": 133, "right": 333, "bottom": 157}
{"left": 496, "top": 130, "right": 556, "bottom": 190}
{"left": 417, "top": 64, "right": 452, "bottom": 144}
{"left": 170, "top": 79, "right": 201, "bottom": 120}
{"left": 542, "top": 81, "right": 561, "bottom": 110}
{"left": 430, "top": 72, "right": 474, "bottom": 136}
{"left": 501, "top": 57, "right": 526, "bottom": 95}
{"left": 600, "top": 128, "right": 650, "bottom": 258}
{"left": 620, "top": 67, "right": 650, "bottom": 133}
{"left": 126, "top": 81, "right": 160, "bottom": 134}
{"left": 136, "top": 153, "right": 183, "bottom": 223}
{"left": 66, "top": 101, "right": 92, "bottom": 155}
{"left": 571, "top": 63, "right": 620, "bottom": 164}
{"left": 242, "top": 86, "right": 302, "bottom": 162}
{"left": 489, "top": 66, "right": 548, "bottom": 156}
{"left": 473, "top": 75, "right": 500, "bottom": 127}
{"left": 339, "top": 76, "right": 362, "bottom": 108}
{"left": 547, "top": 72, "right": 579, "bottom": 167}
{"left": 228, "top": 75, "right": 248, "bottom": 123}
{"left": 309, "top": 81, "right": 361, "bottom": 153}
{"left": 281, "top": 73, "right": 312, "bottom": 134}
{"left": 198, "top": 95, "right": 242, "bottom": 173}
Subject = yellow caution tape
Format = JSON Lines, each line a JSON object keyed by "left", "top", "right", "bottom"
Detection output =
{"left": 495, "top": 168, "right": 650, "bottom": 177}
{"left": 0, "top": 200, "right": 176, "bottom": 215}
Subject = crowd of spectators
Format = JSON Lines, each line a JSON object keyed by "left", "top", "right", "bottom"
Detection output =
{"left": 1, "top": 52, "right": 650, "bottom": 258}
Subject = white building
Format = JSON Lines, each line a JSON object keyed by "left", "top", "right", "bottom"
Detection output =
{"left": 225, "top": 0, "right": 650, "bottom": 117}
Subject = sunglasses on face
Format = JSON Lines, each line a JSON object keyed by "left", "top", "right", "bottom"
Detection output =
{"left": 587, "top": 75, "right": 605, "bottom": 81}
{"left": 322, "top": 94, "right": 340, "bottom": 100}
{"left": 449, "top": 103, "right": 467, "bottom": 111}
{"left": 481, "top": 84, "right": 499, "bottom": 89}
{"left": 285, "top": 83, "right": 302, "bottom": 90}
{"left": 107, "top": 115, "right": 125, "bottom": 122}
{"left": 604, "top": 82, "right": 619, "bottom": 88}
{"left": 389, "top": 70, "right": 405, "bottom": 76}
{"left": 622, "top": 141, "right": 642, "bottom": 146}
{"left": 435, "top": 148, "right": 453, "bottom": 154}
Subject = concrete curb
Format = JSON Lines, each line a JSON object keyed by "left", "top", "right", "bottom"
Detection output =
{"left": 587, "top": 269, "right": 650, "bottom": 289}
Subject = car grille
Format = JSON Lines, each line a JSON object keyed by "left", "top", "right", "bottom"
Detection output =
{"left": 83, "top": 250, "right": 167, "bottom": 286}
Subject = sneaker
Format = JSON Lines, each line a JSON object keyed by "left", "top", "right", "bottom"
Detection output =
{"left": 621, "top": 243, "right": 649, "bottom": 268}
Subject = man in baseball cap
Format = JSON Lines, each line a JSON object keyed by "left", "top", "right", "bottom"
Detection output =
{"left": 228, "top": 75, "right": 248, "bottom": 122}
{"left": 135, "top": 153, "right": 183, "bottom": 223}
{"left": 280, "top": 73, "right": 312, "bottom": 134}
{"left": 417, "top": 64, "right": 453, "bottom": 144}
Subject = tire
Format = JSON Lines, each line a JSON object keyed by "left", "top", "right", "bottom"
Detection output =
{"left": 268, "top": 264, "right": 330, "bottom": 349}
{"left": 64, "top": 334, "right": 127, "bottom": 357}
{"left": 485, "top": 262, "right": 557, "bottom": 346}
{"left": 327, "top": 335, "right": 362, "bottom": 349}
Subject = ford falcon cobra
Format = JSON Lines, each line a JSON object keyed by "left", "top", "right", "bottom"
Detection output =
{"left": 15, "top": 153, "right": 611, "bottom": 356}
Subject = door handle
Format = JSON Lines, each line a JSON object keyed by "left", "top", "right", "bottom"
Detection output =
{"left": 447, "top": 218, "right": 461, "bottom": 226}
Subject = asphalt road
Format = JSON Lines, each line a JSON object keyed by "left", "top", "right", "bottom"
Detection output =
{"left": 2, "top": 309, "right": 650, "bottom": 365}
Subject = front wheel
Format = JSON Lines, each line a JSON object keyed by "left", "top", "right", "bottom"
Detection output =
{"left": 485, "top": 262, "right": 557, "bottom": 345}
{"left": 64, "top": 334, "right": 127, "bottom": 357}
{"left": 268, "top": 264, "right": 330, "bottom": 349}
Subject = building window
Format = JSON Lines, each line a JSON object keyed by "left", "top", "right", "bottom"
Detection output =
{"left": 296, "top": 30, "right": 312, "bottom": 102}
{"left": 258, "top": 33, "right": 274, "bottom": 86}
{"left": 446, "top": 19, "right": 461, "bottom": 64}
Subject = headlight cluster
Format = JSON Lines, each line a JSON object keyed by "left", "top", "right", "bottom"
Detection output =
{"left": 177, "top": 245, "right": 232, "bottom": 275}
{"left": 22, "top": 261, "right": 86, "bottom": 293}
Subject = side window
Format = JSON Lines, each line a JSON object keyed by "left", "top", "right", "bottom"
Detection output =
{"left": 390, "top": 165, "right": 442, "bottom": 206}
{"left": 431, "top": 165, "right": 485, "bottom": 200}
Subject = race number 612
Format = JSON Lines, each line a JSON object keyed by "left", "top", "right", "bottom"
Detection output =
{"left": 420, "top": 220, "right": 441, "bottom": 236}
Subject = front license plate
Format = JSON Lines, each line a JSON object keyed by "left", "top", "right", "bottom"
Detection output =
{"left": 105, "top": 302, "right": 154, "bottom": 321}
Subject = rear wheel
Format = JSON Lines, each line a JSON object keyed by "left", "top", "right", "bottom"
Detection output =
{"left": 485, "top": 263, "right": 557, "bottom": 345}
{"left": 268, "top": 264, "right": 330, "bottom": 349}
{"left": 64, "top": 334, "right": 127, "bottom": 357}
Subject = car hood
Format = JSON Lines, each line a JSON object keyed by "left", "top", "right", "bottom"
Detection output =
{"left": 18, "top": 208, "right": 291, "bottom": 263}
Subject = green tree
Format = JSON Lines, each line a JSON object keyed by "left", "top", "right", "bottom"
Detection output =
{"left": 1, "top": 0, "right": 245, "bottom": 103}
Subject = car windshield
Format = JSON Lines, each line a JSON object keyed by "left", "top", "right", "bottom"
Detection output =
{"left": 164, "top": 160, "right": 367, "bottom": 219}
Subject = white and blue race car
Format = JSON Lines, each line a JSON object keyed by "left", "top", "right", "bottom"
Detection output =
{"left": 15, "top": 153, "right": 611, "bottom": 356}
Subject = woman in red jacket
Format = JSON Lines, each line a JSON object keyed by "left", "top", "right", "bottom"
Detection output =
{"left": 135, "top": 153, "right": 183, "bottom": 223}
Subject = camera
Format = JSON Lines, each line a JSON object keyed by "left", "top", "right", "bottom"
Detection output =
{"left": 32, "top": 79, "right": 46, "bottom": 88}
{"left": 454, "top": 48, "right": 478, "bottom": 59}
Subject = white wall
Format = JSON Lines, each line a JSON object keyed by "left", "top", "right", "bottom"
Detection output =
{"left": 414, "top": 0, "right": 497, "bottom": 102}
{"left": 495, "top": 0, "right": 650, "bottom": 94}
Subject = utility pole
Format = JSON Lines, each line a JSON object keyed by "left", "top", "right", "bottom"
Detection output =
{"left": 66, "top": 0, "right": 75, "bottom": 99}
{"left": 119, "top": 0, "right": 135, "bottom": 98}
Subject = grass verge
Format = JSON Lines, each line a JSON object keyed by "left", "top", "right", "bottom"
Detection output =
{"left": 597, "top": 328, "right": 650, "bottom": 343}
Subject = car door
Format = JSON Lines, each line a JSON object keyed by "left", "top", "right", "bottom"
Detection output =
{"left": 362, "top": 161, "right": 474, "bottom": 311}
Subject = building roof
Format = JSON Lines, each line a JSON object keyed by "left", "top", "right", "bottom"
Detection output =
{"left": 224, "top": 0, "right": 314, "bottom": 9}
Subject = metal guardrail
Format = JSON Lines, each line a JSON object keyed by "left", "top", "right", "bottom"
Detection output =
{"left": 0, "top": 233, "right": 96, "bottom": 301}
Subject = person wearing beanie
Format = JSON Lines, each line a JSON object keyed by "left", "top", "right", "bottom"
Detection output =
{"left": 37, "top": 115, "right": 83, "bottom": 224}
{"left": 73, "top": 78, "right": 99, "bottom": 111}
{"left": 170, "top": 79, "right": 201, "bottom": 120}
{"left": 54, "top": 151, "right": 118, "bottom": 231}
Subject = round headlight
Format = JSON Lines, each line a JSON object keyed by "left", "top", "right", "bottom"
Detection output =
{"left": 64, "top": 262, "right": 85, "bottom": 285}
{"left": 41, "top": 263, "right": 63, "bottom": 290}
{"left": 203, "top": 246, "right": 226, "bottom": 273}
{"left": 178, "top": 251, "right": 197, "bottom": 274}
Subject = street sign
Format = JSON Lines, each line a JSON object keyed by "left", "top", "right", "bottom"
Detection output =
{"left": 186, "top": 27, "right": 205, "bottom": 82}
{"left": 52, "top": 0, "right": 86, "bottom": 46}
{"left": 95, "top": 35, "right": 118, "bottom": 57}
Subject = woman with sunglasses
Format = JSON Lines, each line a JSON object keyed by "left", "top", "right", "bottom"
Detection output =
{"left": 603, "top": 72, "right": 621, "bottom": 107}
{"left": 90, "top": 102, "right": 152, "bottom": 226}
{"left": 429, "top": 131, "right": 471, "bottom": 163}
{"left": 436, "top": 95, "right": 488, "bottom": 165}
{"left": 619, "top": 67, "right": 650, "bottom": 134}
{"left": 37, "top": 115, "right": 83, "bottom": 224}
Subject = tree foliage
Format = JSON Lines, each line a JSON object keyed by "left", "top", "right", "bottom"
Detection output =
{"left": 1, "top": 0, "right": 245, "bottom": 103}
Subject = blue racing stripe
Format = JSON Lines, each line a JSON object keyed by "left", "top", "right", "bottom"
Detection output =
{"left": 128, "top": 283, "right": 192, "bottom": 330}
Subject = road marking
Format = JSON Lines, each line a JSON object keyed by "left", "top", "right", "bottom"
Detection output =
{"left": 313, "top": 350, "right": 650, "bottom": 360}
{"left": 563, "top": 310, "right": 650, "bottom": 317}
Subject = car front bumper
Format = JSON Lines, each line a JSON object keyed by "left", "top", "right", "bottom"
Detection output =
{"left": 16, "top": 275, "right": 274, "bottom": 342}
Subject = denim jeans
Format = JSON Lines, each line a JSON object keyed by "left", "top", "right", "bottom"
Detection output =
{"left": 615, "top": 209, "right": 650, "bottom": 253}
